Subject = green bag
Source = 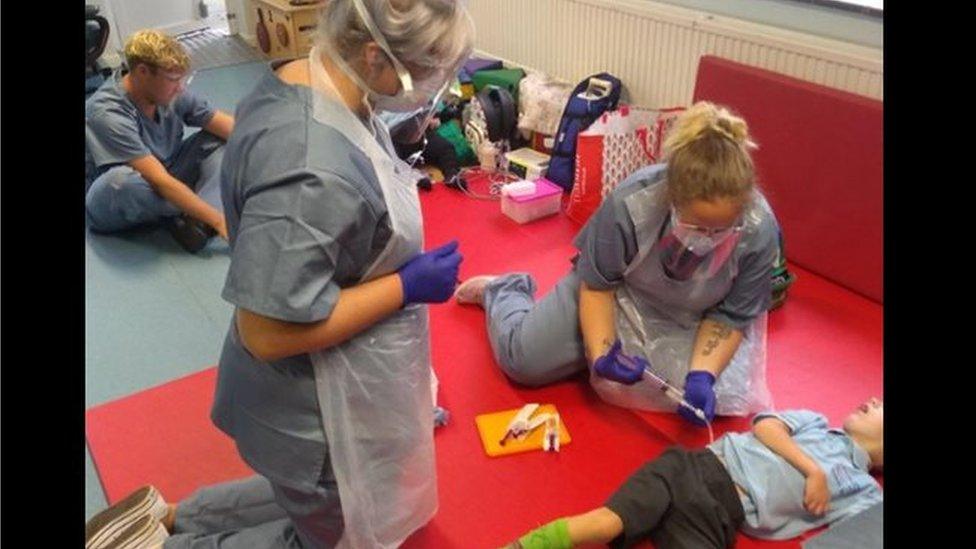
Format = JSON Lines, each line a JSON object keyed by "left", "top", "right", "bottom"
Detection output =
{"left": 435, "top": 119, "right": 476, "bottom": 165}
{"left": 472, "top": 68, "right": 526, "bottom": 103}
{"left": 770, "top": 228, "right": 796, "bottom": 310}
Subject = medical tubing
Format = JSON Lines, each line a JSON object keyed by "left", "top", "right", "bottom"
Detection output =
{"left": 453, "top": 166, "right": 519, "bottom": 200}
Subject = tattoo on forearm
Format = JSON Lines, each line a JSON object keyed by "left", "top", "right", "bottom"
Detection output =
{"left": 701, "top": 323, "right": 733, "bottom": 357}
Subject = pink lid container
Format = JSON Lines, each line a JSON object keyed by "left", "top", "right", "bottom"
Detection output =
{"left": 508, "top": 178, "right": 563, "bottom": 203}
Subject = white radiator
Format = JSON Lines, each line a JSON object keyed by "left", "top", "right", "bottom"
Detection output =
{"left": 467, "top": 0, "right": 882, "bottom": 106}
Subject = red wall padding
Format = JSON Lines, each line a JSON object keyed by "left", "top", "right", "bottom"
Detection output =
{"left": 692, "top": 56, "right": 883, "bottom": 303}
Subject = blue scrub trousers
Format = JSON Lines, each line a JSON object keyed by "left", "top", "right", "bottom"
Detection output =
{"left": 86, "top": 132, "right": 225, "bottom": 233}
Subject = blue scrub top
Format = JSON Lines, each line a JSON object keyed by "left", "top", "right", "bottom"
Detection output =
{"left": 85, "top": 69, "right": 215, "bottom": 183}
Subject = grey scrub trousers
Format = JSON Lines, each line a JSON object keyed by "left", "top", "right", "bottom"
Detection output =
{"left": 164, "top": 475, "right": 341, "bottom": 549}
{"left": 483, "top": 270, "right": 588, "bottom": 387}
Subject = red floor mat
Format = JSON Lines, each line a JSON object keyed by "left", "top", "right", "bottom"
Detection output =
{"left": 86, "top": 368, "right": 253, "bottom": 503}
{"left": 87, "top": 187, "right": 882, "bottom": 548}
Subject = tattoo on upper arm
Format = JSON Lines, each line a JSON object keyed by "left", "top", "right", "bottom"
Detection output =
{"left": 701, "top": 323, "right": 733, "bottom": 357}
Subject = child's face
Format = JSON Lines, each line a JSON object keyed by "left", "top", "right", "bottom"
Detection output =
{"left": 843, "top": 397, "right": 883, "bottom": 441}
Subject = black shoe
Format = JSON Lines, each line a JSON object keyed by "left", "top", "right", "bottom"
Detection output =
{"left": 165, "top": 215, "right": 216, "bottom": 254}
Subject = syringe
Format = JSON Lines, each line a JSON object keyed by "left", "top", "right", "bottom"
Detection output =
{"left": 617, "top": 354, "right": 709, "bottom": 422}
{"left": 641, "top": 366, "right": 707, "bottom": 423}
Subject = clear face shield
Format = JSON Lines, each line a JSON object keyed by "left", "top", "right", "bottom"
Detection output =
{"left": 659, "top": 206, "right": 744, "bottom": 281}
{"left": 347, "top": 0, "right": 468, "bottom": 141}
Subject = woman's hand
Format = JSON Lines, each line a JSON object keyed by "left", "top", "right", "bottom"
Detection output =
{"left": 398, "top": 240, "right": 463, "bottom": 305}
{"left": 679, "top": 370, "right": 716, "bottom": 425}
{"left": 592, "top": 340, "right": 645, "bottom": 384}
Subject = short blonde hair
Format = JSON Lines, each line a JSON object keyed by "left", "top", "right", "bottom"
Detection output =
{"left": 662, "top": 101, "right": 757, "bottom": 206}
{"left": 319, "top": 0, "right": 474, "bottom": 77}
{"left": 124, "top": 29, "right": 191, "bottom": 72}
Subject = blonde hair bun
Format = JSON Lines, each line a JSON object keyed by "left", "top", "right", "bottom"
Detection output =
{"left": 663, "top": 101, "right": 756, "bottom": 158}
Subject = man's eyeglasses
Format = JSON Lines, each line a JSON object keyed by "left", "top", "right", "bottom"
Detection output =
{"left": 153, "top": 67, "right": 196, "bottom": 88}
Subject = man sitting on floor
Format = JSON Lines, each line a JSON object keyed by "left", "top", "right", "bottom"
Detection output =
{"left": 85, "top": 29, "right": 234, "bottom": 253}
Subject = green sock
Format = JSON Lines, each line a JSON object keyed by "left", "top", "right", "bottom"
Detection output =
{"left": 516, "top": 519, "right": 572, "bottom": 549}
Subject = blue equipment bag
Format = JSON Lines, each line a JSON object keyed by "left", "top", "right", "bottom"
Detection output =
{"left": 546, "top": 73, "right": 622, "bottom": 191}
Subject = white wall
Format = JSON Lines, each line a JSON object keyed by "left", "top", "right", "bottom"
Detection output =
{"left": 110, "top": 0, "right": 201, "bottom": 40}
{"left": 469, "top": 0, "right": 882, "bottom": 106}
{"left": 228, "top": 0, "right": 259, "bottom": 45}
{"left": 648, "top": 0, "right": 882, "bottom": 48}
{"left": 91, "top": 0, "right": 214, "bottom": 68}
{"left": 224, "top": 0, "right": 251, "bottom": 37}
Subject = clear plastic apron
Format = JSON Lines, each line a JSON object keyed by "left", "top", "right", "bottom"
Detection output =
{"left": 589, "top": 183, "right": 773, "bottom": 416}
{"left": 307, "top": 47, "right": 437, "bottom": 548}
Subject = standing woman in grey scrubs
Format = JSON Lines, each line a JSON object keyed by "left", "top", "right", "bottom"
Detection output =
{"left": 456, "top": 102, "right": 781, "bottom": 427}
{"left": 84, "top": 2, "right": 474, "bottom": 549}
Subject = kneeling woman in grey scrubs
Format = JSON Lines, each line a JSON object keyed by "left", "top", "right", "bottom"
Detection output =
{"left": 456, "top": 102, "right": 781, "bottom": 427}
{"left": 110, "top": 2, "right": 473, "bottom": 549}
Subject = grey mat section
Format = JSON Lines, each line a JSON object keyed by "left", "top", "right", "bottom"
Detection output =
{"left": 177, "top": 28, "right": 264, "bottom": 71}
{"left": 802, "top": 501, "right": 883, "bottom": 549}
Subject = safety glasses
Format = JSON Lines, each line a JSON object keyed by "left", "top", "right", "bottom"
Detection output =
{"left": 670, "top": 206, "right": 744, "bottom": 240}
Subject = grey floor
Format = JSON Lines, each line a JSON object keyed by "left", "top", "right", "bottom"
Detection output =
{"left": 178, "top": 30, "right": 263, "bottom": 71}
{"left": 85, "top": 60, "right": 268, "bottom": 520}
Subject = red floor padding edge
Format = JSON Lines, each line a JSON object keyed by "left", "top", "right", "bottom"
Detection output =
{"left": 87, "top": 187, "right": 882, "bottom": 548}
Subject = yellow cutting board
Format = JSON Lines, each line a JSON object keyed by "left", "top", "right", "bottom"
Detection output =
{"left": 475, "top": 404, "right": 571, "bottom": 457}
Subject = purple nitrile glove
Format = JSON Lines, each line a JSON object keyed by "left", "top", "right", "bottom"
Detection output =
{"left": 679, "top": 370, "right": 717, "bottom": 426}
{"left": 399, "top": 240, "right": 463, "bottom": 305}
{"left": 592, "top": 340, "right": 645, "bottom": 385}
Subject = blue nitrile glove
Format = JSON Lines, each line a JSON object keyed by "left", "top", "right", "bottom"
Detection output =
{"left": 680, "top": 370, "right": 717, "bottom": 426}
{"left": 398, "top": 240, "right": 463, "bottom": 305}
{"left": 592, "top": 340, "right": 645, "bottom": 385}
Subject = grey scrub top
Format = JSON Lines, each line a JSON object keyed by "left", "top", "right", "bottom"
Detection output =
{"left": 85, "top": 69, "right": 216, "bottom": 183}
{"left": 212, "top": 61, "right": 393, "bottom": 492}
{"left": 572, "top": 163, "right": 780, "bottom": 330}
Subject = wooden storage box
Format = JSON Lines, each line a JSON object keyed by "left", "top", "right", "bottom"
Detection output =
{"left": 252, "top": 0, "right": 325, "bottom": 59}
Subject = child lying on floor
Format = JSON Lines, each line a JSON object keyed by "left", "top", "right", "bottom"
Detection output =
{"left": 503, "top": 398, "right": 883, "bottom": 549}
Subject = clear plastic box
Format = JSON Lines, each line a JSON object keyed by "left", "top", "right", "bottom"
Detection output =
{"left": 501, "top": 178, "right": 563, "bottom": 224}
